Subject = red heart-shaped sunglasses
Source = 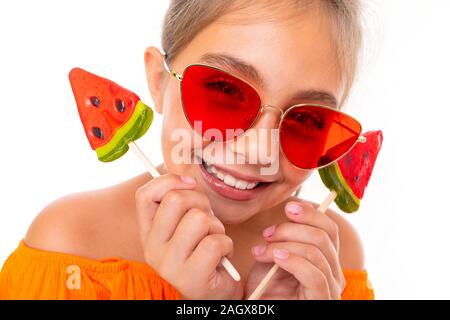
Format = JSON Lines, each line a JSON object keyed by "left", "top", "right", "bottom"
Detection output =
{"left": 162, "top": 54, "right": 364, "bottom": 170}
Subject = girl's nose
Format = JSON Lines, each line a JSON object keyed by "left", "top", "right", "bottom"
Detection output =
{"left": 228, "top": 105, "right": 282, "bottom": 166}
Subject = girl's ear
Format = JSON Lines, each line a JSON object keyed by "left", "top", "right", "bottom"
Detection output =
{"left": 144, "top": 46, "right": 167, "bottom": 114}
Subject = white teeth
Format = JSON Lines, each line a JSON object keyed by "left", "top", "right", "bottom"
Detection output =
{"left": 203, "top": 162, "right": 260, "bottom": 190}
{"left": 224, "top": 174, "right": 237, "bottom": 187}
{"left": 246, "top": 182, "right": 258, "bottom": 189}
{"left": 235, "top": 180, "right": 249, "bottom": 190}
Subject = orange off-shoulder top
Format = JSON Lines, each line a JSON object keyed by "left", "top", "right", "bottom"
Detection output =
{"left": 0, "top": 241, "right": 374, "bottom": 300}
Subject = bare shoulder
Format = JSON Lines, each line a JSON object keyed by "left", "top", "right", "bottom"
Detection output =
{"left": 324, "top": 208, "right": 365, "bottom": 270}
{"left": 25, "top": 190, "right": 105, "bottom": 257}
{"left": 24, "top": 173, "right": 151, "bottom": 260}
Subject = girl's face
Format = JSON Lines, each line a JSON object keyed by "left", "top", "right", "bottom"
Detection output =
{"left": 145, "top": 3, "right": 343, "bottom": 224}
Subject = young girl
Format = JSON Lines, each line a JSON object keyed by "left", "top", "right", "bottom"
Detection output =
{"left": 0, "top": 0, "right": 374, "bottom": 300}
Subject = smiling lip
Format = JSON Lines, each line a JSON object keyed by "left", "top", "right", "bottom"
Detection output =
{"left": 208, "top": 162, "right": 274, "bottom": 184}
{"left": 198, "top": 161, "right": 271, "bottom": 201}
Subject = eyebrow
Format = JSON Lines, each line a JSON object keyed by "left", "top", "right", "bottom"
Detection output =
{"left": 199, "top": 52, "right": 338, "bottom": 108}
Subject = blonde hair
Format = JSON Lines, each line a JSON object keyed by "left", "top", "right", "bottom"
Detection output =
{"left": 161, "top": 0, "right": 362, "bottom": 108}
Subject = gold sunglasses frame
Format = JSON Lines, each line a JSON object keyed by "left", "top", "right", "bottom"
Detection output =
{"left": 162, "top": 54, "right": 365, "bottom": 170}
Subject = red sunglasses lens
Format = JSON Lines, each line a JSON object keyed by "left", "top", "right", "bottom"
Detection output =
{"left": 181, "top": 65, "right": 261, "bottom": 140}
{"left": 280, "top": 105, "right": 362, "bottom": 169}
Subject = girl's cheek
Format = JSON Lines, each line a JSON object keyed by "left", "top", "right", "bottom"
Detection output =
{"left": 279, "top": 158, "right": 312, "bottom": 187}
{"left": 160, "top": 100, "right": 194, "bottom": 171}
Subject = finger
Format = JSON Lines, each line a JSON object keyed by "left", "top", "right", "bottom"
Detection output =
{"left": 187, "top": 234, "right": 234, "bottom": 282}
{"left": 151, "top": 189, "right": 212, "bottom": 243}
{"left": 136, "top": 173, "right": 197, "bottom": 207}
{"left": 186, "top": 234, "right": 237, "bottom": 297}
{"left": 263, "top": 222, "right": 341, "bottom": 279}
{"left": 273, "top": 250, "right": 331, "bottom": 300}
{"left": 284, "top": 201, "right": 339, "bottom": 252}
{"left": 252, "top": 242, "right": 341, "bottom": 298}
{"left": 167, "top": 208, "right": 226, "bottom": 261}
{"left": 135, "top": 174, "right": 197, "bottom": 238}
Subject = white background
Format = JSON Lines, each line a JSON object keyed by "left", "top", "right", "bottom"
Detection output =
{"left": 0, "top": 0, "right": 449, "bottom": 299}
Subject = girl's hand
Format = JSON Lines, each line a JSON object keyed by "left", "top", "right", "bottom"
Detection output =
{"left": 245, "top": 201, "right": 345, "bottom": 300}
{"left": 135, "top": 174, "right": 243, "bottom": 300}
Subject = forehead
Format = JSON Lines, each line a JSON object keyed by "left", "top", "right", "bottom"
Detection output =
{"left": 175, "top": 2, "right": 344, "bottom": 107}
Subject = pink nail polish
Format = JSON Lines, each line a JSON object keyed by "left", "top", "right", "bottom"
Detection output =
{"left": 252, "top": 245, "right": 266, "bottom": 256}
{"left": 274, "top": 249, "right": 289, "bottom": 260}
{"left": 286, "top": 202, "right": 303, "bottom": 215}
{"left": 263, "top": 225, "right": 275, "bottom": 238}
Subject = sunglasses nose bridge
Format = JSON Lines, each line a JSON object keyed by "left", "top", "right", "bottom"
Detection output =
{"left": 259, "top": 104, "right": 283, "bottom": 125}
{"left": 248, "top": 104, "right": 284, "bottom": 133}
{"left": 262, "top": 104, "right": 283, "bottom": 115}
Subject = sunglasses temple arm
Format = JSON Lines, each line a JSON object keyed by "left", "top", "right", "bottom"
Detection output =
{"left": 162, "top": 54, "right": 184, "bottom": 82}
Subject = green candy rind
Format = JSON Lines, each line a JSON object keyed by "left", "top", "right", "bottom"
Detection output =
{"left": 318, "top": 163, "right": 360, "bottom": 213}
{"left": 96, "top": 101, "right": 154, "bottom": 162}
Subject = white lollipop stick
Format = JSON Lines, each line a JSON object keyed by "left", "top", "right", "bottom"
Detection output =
{"left": 128, "top": 141, "right": 241, "bottom": 282}
{"left": 128, "top": 142, "right": 161, "bottom": 178}
{"left": 248, "top": 190, "right": 337, "bottom": 300}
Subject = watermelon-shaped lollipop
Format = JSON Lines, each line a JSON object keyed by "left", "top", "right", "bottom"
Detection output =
{"left": 68, "top": 67, "right": 240, "bottom": 282}
{"left": 249, "top": 130, "right": 383, "bottom": 300}
{"left": 319, "top": 130, "right": 383, "bottom": 213}
{"left": 69, "top": 68, "right": 154, "bottom": 163}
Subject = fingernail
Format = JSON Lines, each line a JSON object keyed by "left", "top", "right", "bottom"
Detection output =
{"left": 286, "top": 202, "right": 303, "bottom": 215}
{"left": 273, "top": 249, "right": 289, "bottom": 260}
{"left": 180, "top": 176, "right": 196, "bottom": 184}
{"left": 251, "top": 245, "right": 266, "bottom": 256}
{"left": 209, "top": 209, "right": 215, "bottom": 216}
{"left": 263, "top": 225, "right": 275, "bottom": 238}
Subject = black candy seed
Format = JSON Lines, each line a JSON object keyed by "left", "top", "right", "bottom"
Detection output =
{"left": 92, "top": 127, "right": 104, "bottom": 140}
{"left": 90, "top": 96, "right": 100, "bottom": 107}
{"left": 115, "top": 99, "right": 126, "bottom": 113}
{"left": 344, "top": 155, "right": 353, "bottom": 167}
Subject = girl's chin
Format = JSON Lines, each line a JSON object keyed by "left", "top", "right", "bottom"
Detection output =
{"left": 210, "top": 213, "right": 253, "bottom": 225}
